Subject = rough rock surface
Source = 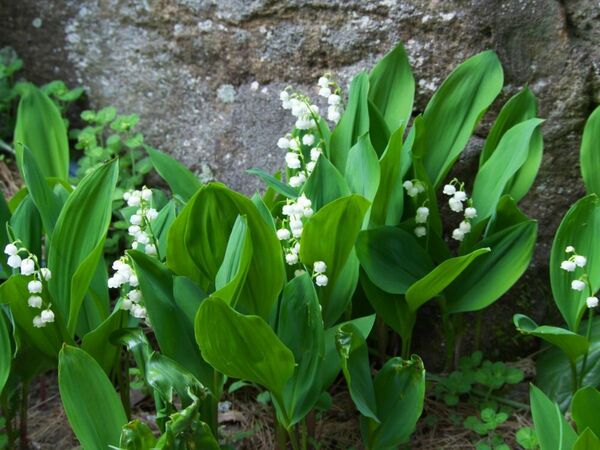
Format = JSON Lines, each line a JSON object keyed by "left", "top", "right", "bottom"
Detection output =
{"left": 1, "top": 0, "right": 600, "bottom": 353}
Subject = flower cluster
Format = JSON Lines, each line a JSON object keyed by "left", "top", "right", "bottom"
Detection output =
{"left": 443, "top": 180, "right": 477, "bottom": 242}
{"left": 403, "top": 179, "right": 430, "bottom": 237}
{"left": 277, "top": 194, "right": 313, "bottom": 262}
{"left": 277, "top": 133, "right": 321, "bottom": 188}
{"left": 4, "top": 242, "right": 54, "bottom": 327}
{"left": 108, "top": 257, "right": 148, "bottom": 320}
{"left": 560, "top": 246, "right": 597, "bottom": 308}
{"left": 280, "top": 90, "right": 320, "bottom": 131}
{"left": 124, "top": 187, "right": 159, "bottom": 255}
{"left": 317, "top": 75, "right": 343, "bottom": 123}
{"left": 312, "top": 260, "right": 328, "bottom": 287}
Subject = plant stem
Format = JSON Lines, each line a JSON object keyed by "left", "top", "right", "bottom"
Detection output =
{"left": 474, "top": 311, "right": 483, "bottom": 351}
{"left": 401, "top": 333, "right": 412, "bottom": 360}
{"left": 441, "top": 301, "right": 455, "bottom": 371}
{"left": 2, "top": 397, "right": 15, "bottom": 449}
{"left": 274, "top": 417, "right": 288, "bottom": 450}
{"left": 19, "top": 383, "right": 28, "bottom": 450}
{"left": 579, "top": 308, "right": 595, "bottom": 388}
{"left": 288, "top": 427, "right": 300, "bottom": 450}
{"left": 376, "top": 316, "right": 388, "bottom": 366}
{"left": 569, "top": 359, "right": 579, "bottom": 394}
{"left": 300, "top": 418, "right": 308, "bottom": 450}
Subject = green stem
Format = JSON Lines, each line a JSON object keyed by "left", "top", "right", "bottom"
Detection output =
{"left": 2, "top": 396, "right": 15, "bottom": 449}
{"left": 579, "top": 308, "right": 595, "bottom": 388}
{"left": 288, "top": 427, "right": 300, "bottom": 450}
{"left": 274, "top": 419, "right": 288, "bottom": 450}
{"left": 569, "top": 359, "right": 579, "bottom": 395}
{"left": 19, "top": 383, "right": 28, "bottom": 450}
{"left": 441, "top": 301, "right": 455, "bottom": 371}
{"left": 401, "top": 333, "right": 412, "bottom": 360}
{"left": 376, "top": 316, "right": 388, "bottom": 366}
{"left": 300, "top": 418, "right": 308, "bottom": 450}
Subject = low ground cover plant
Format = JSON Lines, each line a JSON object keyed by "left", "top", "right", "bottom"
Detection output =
{"left": 0, "top": 41, "right": 598, "bottom": 450}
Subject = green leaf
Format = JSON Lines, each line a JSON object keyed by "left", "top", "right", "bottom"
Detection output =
{"left": 550, "top": 194, "right": 600, "bottom": 331}
{"left": 58, "top": 345, "right": 128, "bottom": 450}
{"left": 572, "top": 386, "right": 600, "bottom": 436}
{"left": 247, "top": 168, "right": 299, "bottom": 199}
{"left": 480, "top": 86, "right": 538, "bottom": 164}
{"left": 368, "top": 42, "right": 414, "bottom": 131}
{"left": 145, "top": 145, "right": 201, "bottom": 201}
{"left": 128, "top": 251, "right": 213, "bottom": 389}
{"left": 336, "top": 323, "right": 379, "bottom": 422}
{"left": 445, "top": 220, "right": 537, "bottom": 313}
{"left": 574, "top": 428, "right": 600, "bottom": 450}
{"left": 420, "top": 51, "right": 503, "bottom": 187}
{"left": 275, "top": 274, "right": 325, "bottom": 427}
{"left": 303, "top": 155, "right": 350, "bottom": 211}
{"left": 195, "top": 296, "right": 295, "bottom": 399}
{"left": 119, "top": 420, "right": 158, "bottom": 449}
{"left": 580, "top": 105, "right": 600, "bottom": 196}
{"left": 330, "top": 73, "right": 370, "bottom": 172}
{"left": 0, "top": 311, "right": 11, "bottom": 393}
{"left": 370, "top": 126, "right": 405, "bottom": 227}
{"left": 299, "top": 195, "right": 370, "bottom": 325}
{"left": 167, "top": 183, "right": 285, "bottom": 318}
{"left": 150, "top": 200, "right": 177, "bottom": 258}
{"left": 471, "top": 118, "right": 544, "bottom": 223}
{"left": 356, "top": 226, "right": 434, "bottom": 295}
{"left": 529, "top": 384, "right": 577, "bottom": 450}
{"left": 13, "top": 84, "right": 69, "bottom": 179}
{"left": 362, "top": 355, "right": 425, "bottom": 449}
{"left": 81, "top": 304, "right": 127, "bottom": 374}
{"left": 405, "top": 248, "right": 490, "bottom": 311}
{"left": 513, "top": 314, "right": 589, "bottom": 363}
{"left": 345, "top": 133, "right": 381, "bottom": 203}
{"left": 9, "top": 195, "right": 42, "bottom": 259}
{"left": 48, "top": 160, "right": 118, "bottom": 332}
{"left": 213, "top": 215, "right": 253, "bottom": 307}
{"left": 21, "top": 146, "right": 61, "bottom": 235}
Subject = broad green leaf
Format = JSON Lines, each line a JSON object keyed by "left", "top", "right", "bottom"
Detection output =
{"left": 167, "top": 183, "right": 285, "bottom": 318}
{"left": 513, "top": 314, "right": 589, "bottom": 363}
{"left": 213, "top": 215, "right": 253, "bottom": 307}
{"left": 145, "top": 145, "right": 201, "bottom": 201}
{"left": 529, "top": 384, "right": 577, "bottom": 450}
{"left": 572, "top": 386, "right": 600, "bottom": 436}
{"left": 360, "top": 272, "right": 415, "bottom": 348}
{"left": 362, "top": 355, "right": 425, "bottom": 450}
{"left": 251, "top": 192, "right": 276, "bottom": 230}
{"left": 0, "top": 310, "right": 11, "bottom": 392}
{"left": 345, "top": 133, "right": 381, "bottom": 203}
{"left": 405, "top": 248, "right": 490, "bottom": 311}
{"left": 275, "top": 274, "right": 325, "bottom": 427}
{"left": 303, "top": 155, "right": 350, "bottom": 211}
{"left": 173, "top": 276, "right": 206, "bottom": 325}
{"left": 367, "top": 100, "right": 391, "bottom": 156}
{"left": 195, "top": 296, "right": 295, "bottom": 399}
{"left": 9, "top": 195, "right": 42, "bottom": 259}
{"left": 574, "top": 428, "right": 600, "bottom": 450}
{"left": 129, "top": 251, "right": 213, "bottom": 390}
{"left": 48, "top": 160, "right": 118, "bottom": 329}
{"left": 247, "top": 168, "right": 299, "bottom": 199}
{"left": 420, "top": 51, "right": 503, "bottom": 187}
{"left": 445, "top": 220, "right": 537, "bottom": 313}
{"left": 480, "top": 86, "right": 538, "bottom": 164}
{"left": 550, "top": 195, "right": 600, "bottom": 331}
{"left": 336, "top": 323, "right": 379, "bottom": 421}
{"left": 21, "top": 147, "right": 61, "bottom": 235}
{"left": 299, "top": 195, "right": 370, "bottom": 325}
{"left": 81, "top": 304, "right": 127, "bottom": 374}
{"left": 58, "top": 345, "right": 128, "bottom": 450}
{"left": 370, "top": 126, "right": 405, "bottom": 227}
{"left": 330, "top": 73, "right": 370, "bottom": 172}
{"left": 580, "top": 105, "right": 600, "bottom": 196}
{"left": 356, "top": 226, "right": 434, "bottom": 295}
{"left": 13, "top": 84, "right": 69, "bottom": 179}
{"left": 471, "top": 118, "right": 544, "bottom": 223}
{"left": 368, "top": 42, "right": 414, "bottom": 131}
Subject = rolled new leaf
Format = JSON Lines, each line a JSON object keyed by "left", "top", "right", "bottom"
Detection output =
{"left": 58, "top": 345, "right": 127, "bottom": 450}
